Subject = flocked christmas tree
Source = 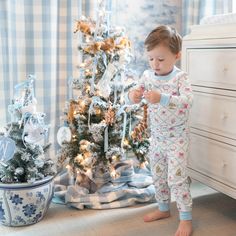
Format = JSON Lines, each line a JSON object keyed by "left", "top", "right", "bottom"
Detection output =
{"left": 56, "top": 0, "right": 149, "bottom": 193}
{"left": 0, "top": 75, "right": 56, "bottom": 183}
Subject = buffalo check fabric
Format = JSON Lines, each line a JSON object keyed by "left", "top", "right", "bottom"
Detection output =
{"left": 0, "top": 0, "right": 95, "bottom": 152}
{"left": 53, "top": 162, "right": 156, "bottom": 209}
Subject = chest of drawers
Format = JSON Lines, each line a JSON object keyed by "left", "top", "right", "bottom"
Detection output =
{"left": 182, "top": 23, "right": 236, "bottom": 199}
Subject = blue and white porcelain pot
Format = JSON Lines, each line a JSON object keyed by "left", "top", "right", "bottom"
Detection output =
{"left": 0, "top": 176, "right": 54, "bottom": 227}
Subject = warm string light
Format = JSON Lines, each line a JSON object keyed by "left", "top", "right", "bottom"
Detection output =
{"left": 79, "top": 62, "right": 86, "bottom": 68}
{"left": 66, "top": 165, "right": 72, "bottom": 172}
{"left": 85, "top": 168, "right": 92, "bottom": 179}
{"left": 85, "top": 69, "right": 92, "bottom": 77}
{"left": 80, "top": 140, "right": 90, "bottom": 151}
{"left": 110, "top": 167, "right": 117, "bottom": 178}
{"left": 75, "top": 154, "right": 83, "bottom": 163}
{"left": 85, "top": 85, "right": 90, "bottom": 93}
{"left": 85, "top": 36, "right": 90, "bottom": 43}
{"left": 95, "top": 108, "right": 101, "bottom": 115}
{"left": 140, "top": 161, "right": 148, "bottom": 169}
{"left": 123, "top": 138, "right": 129, "bottom": 146}
{"left": 79, "top": 100, "right": 86, "bottom": 110}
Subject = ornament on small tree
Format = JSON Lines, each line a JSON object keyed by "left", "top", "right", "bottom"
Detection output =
{"left": 0, "top": 136, "right": 16, "bottom": 164}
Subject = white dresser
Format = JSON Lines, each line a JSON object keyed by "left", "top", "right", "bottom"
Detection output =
{"left": 182, "top": 23, "right": 236, "bottom": 199}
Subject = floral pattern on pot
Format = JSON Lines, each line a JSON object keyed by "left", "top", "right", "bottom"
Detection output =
{"left": 0, "top": 176, "right": 54, "bottom": 227}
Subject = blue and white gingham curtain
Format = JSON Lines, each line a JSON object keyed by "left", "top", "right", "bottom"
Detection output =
{"left": 0, "top": 0, "right": 100, "bottom": 154}
{"left": 182, "top": 0, "right": 234, "bottom": 36}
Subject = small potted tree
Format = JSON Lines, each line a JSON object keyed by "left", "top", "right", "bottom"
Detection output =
{"left": 0, "top": 75, "right": 56, "bottom": 226}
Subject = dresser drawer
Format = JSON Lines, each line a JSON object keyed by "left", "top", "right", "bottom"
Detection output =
{"left": 188, "top": 133, "right": 236, "bottom": 188}
{"left": 186, "top": 48, "right": 236, "bottom": 90}
{"left": 190, "top": 89, "right": 236, "bottom": 140}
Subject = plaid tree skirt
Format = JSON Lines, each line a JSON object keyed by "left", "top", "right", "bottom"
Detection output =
{"left": 53, "top": 161, "right": 156, "bottom": 209}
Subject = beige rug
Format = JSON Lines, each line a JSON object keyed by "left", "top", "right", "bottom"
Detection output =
{"left": 1, "top": 184, "right": 236, "bottom": 236}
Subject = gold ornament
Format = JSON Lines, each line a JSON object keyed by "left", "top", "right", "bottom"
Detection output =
{"left": 116, "top": 37, "right": 131, "bottom": 49}
{"left": 84, "top": 38, "right": 115, "bottom": 54}
{"left": 100, "top": 38, "right": 115, "bottom": 53}
{"left": 74, "top": 20, "right": 93, "bottom": 35}
{"left": 84, "top": 42, "right": 103, "bottom": 54}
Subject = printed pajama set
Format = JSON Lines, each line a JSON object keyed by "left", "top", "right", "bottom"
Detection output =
{"left": 141, "top": 66, "right": 193, "bottom": 220}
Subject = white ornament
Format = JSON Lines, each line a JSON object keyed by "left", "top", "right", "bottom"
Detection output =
{"left": 24, "top": 116, "right": 46, "bottom": 144}
{"left": 24, "top": 127, "right": 46, "bottom": 144}
{"left": 57, "top": 126, "right": 72, "bottom": 146}
{"left": 97, "top": 63, "right": 117, "bottom": 98}
{"left": 0, "top": 137, "right": 16, "bottom": 163}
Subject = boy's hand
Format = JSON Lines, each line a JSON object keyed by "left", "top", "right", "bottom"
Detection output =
{"left": 143, "top": 90, "right": 161, "bottom": 104}
{"left": 128, "top": 87, "right": 144, "bottom": 103}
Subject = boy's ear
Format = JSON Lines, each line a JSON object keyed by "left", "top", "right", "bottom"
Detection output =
{"left": 176, "top": 51, "right": 181, "bottom": 60}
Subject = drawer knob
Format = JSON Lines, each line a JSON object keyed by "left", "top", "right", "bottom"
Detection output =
{"left": 223, "top": 67, "right": 228, "bottom": 73}
{"left": 221, "top": 113, "right": 228, "bottom": 120}
{"left": 222, "top": 161, "right": 227, "bottom": 168}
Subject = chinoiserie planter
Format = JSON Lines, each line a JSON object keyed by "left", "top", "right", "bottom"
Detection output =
{"left": 0, "top": 176, "right": 54, "bottom": 227}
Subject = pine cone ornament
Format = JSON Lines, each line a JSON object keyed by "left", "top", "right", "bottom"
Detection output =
{"left": 131, "top": 104, "right": 148, "bottom": 141}
{"left": 105, "top": 106, "right": 116, "bottom": 125}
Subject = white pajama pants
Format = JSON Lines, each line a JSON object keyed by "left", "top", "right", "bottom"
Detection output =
{"left": 148, "top": 131, "right": 192, "bottom": 217}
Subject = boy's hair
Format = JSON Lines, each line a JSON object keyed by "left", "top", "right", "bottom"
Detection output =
{"left": 144, "top": 25, "right": 182, "bottom": 54}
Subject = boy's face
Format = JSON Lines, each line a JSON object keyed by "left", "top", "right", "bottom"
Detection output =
{"left": 147, "top": 44, "right": 180, "bottom": 76}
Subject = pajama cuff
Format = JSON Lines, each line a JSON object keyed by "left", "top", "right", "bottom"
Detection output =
{"left": 158, "top": 202, "right": 170, "bottom": 212}
{"left": 179, "top": 211, "right": 192, "bottom": 221}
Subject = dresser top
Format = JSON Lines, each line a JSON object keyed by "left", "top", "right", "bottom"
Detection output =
{"left": 183, "top": 23, "right": 236, "bottom": 41}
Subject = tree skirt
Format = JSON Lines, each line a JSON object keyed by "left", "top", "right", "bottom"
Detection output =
{"left": 53, "top": 161, "right": 156, "bottom": 209}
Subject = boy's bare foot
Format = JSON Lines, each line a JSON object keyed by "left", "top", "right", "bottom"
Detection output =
{"left": 143, "top": 209, "right": 170, "bottom": 222}
{"left": 175, "top": 220, "right": 193, "bottom": 236}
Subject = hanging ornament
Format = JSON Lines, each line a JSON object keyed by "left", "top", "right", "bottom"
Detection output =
{"left": 23, "top": 114, "right": 48, "bottom": 144}
{"left": 131, "top": 104, "right": 148, "bottom": 141}
{"left": 97, "top": 62, "right": 117, "bottom": 98}
{"left": 105, "top": 105, "right": 116, "bottom": 126}
{"left": 57, "top": 126, "right": 72, "bottom": 146}
{"left": 0, "top": 137, "right": 16, "bottom": 164}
